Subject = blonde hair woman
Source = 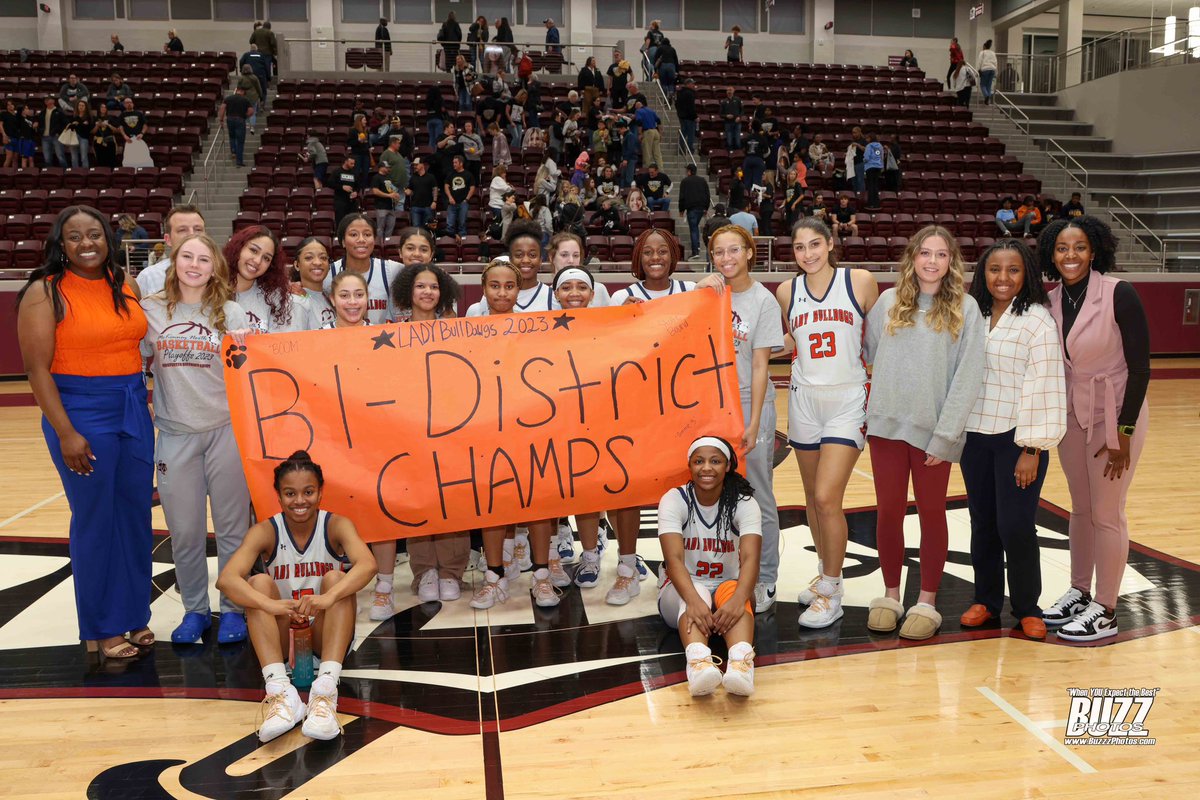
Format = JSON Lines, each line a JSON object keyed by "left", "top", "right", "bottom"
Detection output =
{"left": 863, "top": 225, "right": 985, "bottom": 640}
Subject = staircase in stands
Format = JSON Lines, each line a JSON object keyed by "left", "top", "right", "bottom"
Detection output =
{"left": 187, "top": 84, "right": 269, "bottom": 238}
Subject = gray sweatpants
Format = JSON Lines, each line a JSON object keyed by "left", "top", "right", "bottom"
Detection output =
{"left": 156, "top": 424, "right": 251, "bottom": 614}
{"left": 741, "top": 391, "right": 780, "bottom": 586}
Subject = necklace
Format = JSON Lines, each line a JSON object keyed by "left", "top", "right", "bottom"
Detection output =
{"left": 1062, "top": 279, "right": 1088, "bottom": 311}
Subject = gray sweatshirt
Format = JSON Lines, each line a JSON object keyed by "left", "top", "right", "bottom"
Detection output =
{"left": 865, "top": 288, "right": 985, "bottom": 462}
{"left": 140, "top": 296, "right": 248, "bottom": 435}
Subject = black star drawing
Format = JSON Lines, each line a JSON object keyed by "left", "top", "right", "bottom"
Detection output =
{"left": 371, "top": 329, "right": 396, "bottom": 349}
{"left": 552, "top": 312, "right": 576, "bottom": 331}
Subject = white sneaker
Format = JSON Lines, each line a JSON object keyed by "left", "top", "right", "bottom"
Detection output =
{"left": 1056, "top": 601, "right": 1118, "bottom": 642}
{"left": 469, "top": 572, "right": 509, "bottom": 609}
{"left": 595, "top": 524, "right": 609, "bottom": 557}
{"left": 555, "top": 522, "right": 576, "bottom": 563}
{"left": 686, "top": 653, "right": 723, "bottom": 696}
{"left": 513, "top": 533, "right": 532, "bottom": 571}
{"left": 531, "top": 571, "right": 561, "bottom": 608}
{"left": 502, "top": 540, "right": 521, "bottom": 582}
{"left": 605, "top": 562, "right": 641, "bottom": 605}
{"left": 1043, "top": 586, "right": 1092, "bottom": 627}
{"left": 467, "top": 549, "right": 485, "bottom": 572}
{"left": 368, "top": 589, "right": 394, "bottom": 622}
{"left": 722, "top": 649, "right": 756, "bottom": 697}
{"left": 574, "top": 550, "right": 601, "bottom": 588}
{"left": 301, "top": 687, "right": 343, "bottom": 740}
{"left": 439, "top": 577, "right": 461, "bottom": 601}
{"left": 258, "top": 684, "right": 306, "bottom": 742}
{"left": 633, "top": 554, "right": 650, "bottom": 582}
{"left": 547, "top": 557, "right": 572, "bottom": 588}
{"left": 799, "top": 589, "right": 844, "bottom": 628}
{"left": 417, "top": 568, "right": 440, "bottom": 602}
{"left": 753, "top": 583, "right": 777, "bottom": 613}
{"left": 797, "top": 573, "right": 822, "bottom": 605}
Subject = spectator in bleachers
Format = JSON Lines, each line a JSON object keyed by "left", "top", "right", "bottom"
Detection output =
{"left": 591, "top": 196, "right": 626, "bottom": 235}
{"left": 811, "top": 194, "right": 829, "bottom": 224}
{"left": 218, "top": 86, "right": 253, "bottom": 168}
{"left": 626, "top": 81, "right": 649, "bottom": 111}
{"left": 570, "top": 151, "right": 590, "bottom": 188}
{"left": 494, "top": 18, "right": 515, "bottom": 71}
{"left": 950, "top": 61, "right": 978, "bottom": 107}
{"left": 788, "top": 124, "right": 811, "bottom": 167}
{"left": 784, "top": 168, "right": 808, "bottom": 228}
{"left": 424, "top": 83, "right": 445, "bottom": 147}
{"left": 556, "top": 185, "right": 586, "bottom": 237}
{"left": 832, "top": 195, "right": 859, "bottom": 241}
{"left": 884, "top": 136, "right": 903, "bottom": 191}
{"left": 1017, "top": 195, "right": 1044, "bottom": 234}
{"left": 301, "top": 131, "right": 328, "bottom": 190}
{"left": 1, "top": 100, "right": 24, "bottom": 168}
{"left": 848, "top": 126, "right": 866, "bottom": 192}
{"left": 654, "top": 38, "right": 680, "bottom": 102}
{"left": 864, "top": 131, "right": 885, "bottom": 210}
{"left": 675, "top": 77, "right": 698, "bottom": 155}
{"left": 730, "top": 198, "right": 758, "bottom": 236}
{"left": 241, "top": 44, "right": 272, "bottom": 100}
{"left": 638, "top": 163, "right": 672, "bottom": 212}
{"left": 757, "top": 183, "right": 777, "bottom": 238}
{"left": 978, "top": 39, "right": 998, "bottom": 105}
{"left": 728, "top": 168, "right": 745, "bottom": 212}
{"left": 529, "top": 194, "right": 553, "bottom": 249}
{"left": 741, "top": 125, "right": 766, "bottom": 192}
{"left": 618, "top": 118, "right": 639, "bottom": 188}
{"left": 329, "top": 155, "right": 360, "bottom": 230}
{"left": 405, "top": 157, "right": 439, "bottom": 231}
{"left": 900, "top": 49, "right": 919, "bottom": 68}
{"left": 947, "top": 36, "right": 964, "bottom": 89}
{"left": 435, "top": 121, "right": 463, "bottom": 187}
{"left": 476, "top": 82, "right": 506, "bottom": 132}
{"left": 485, "top": 123, "right": 510, "bottom": 168}
{"left": 581, "top": 177, "right": 598, "bottom": 210}
{"left": 90, "top": 115, "right": 118, "bottom": 168}
{"left": 65, "top": 99, "right": 94, "bottom": 169}
{"left": 438, "top": 12, "right": 462, "bottom": 72}
{"left": 458, "top": 119, "right": 484, "bottom": 183}
{"left": 375, "top": 18, "right": 393, "bottom": 70}
{"left": 643, "top": 20, "right": 665, "bottom": 80}
{"left": 104, "top": 73, "right": 132, "bottom": 113}
{"left": 505, "top": 88, "right": 526, "bottom": 148}
{"left": 578, "top": 56, "right": 605, "bottom": 113}
{"left": 634, "top": 100, "right": 663, "bottom": 175}
{"left": 110, "top": 34, "right": 124, "bottom": 52}
{"left": 370, "top": 160, "right": 402, "bottom": 240}
{"left": 680, "top": 163, "right": 712, "bottom": 260}
{"left": 725, "top": 25, "right": 745, "bottom": 63}
{"left": 720, "top": 86, "right": 743, "bottom": 150}
{"left": 534, "top": 154, "right": 560, "bottom": 203}
{"left": 466, "top": 15, "right": 487, "bottom": 69}
{"left": 1059, "top": 192, "right": 1086, "bottom": 219}
{"left": 348, "top": 114, "right": 372, "bottom": 188}
{"left": 544, "top": 17, "right": 562, "bottom": 58}
{"left": 487, "top": 163, "right": 513, "bottom": 219}
{"left": 452, "top": 55, "right": 476, "bottom": 112}
{"left": 596, "top": 165, "right": 621, "bottom": 206}
{"left": 994, "top": 197, "right": 1031, "bottom": 237}
{"left": 444, "top": 155, "right": 476, "bottom": 238}
{"left": 114, "top": 214, "right": 150, "bottom": 267}
{"left": 38, "top": 96, "right": 68, "bottom": 168}
{"left": 608, "top": 56, "right": 632, "bottom": 110}
{"left": 58, "top": 73, "right": 90, "bottom": 115}
{"left": 235, "top": 65, "right": 263, "bottom": 133}
{"left": 165, "top": 29, "right": 184, "bottom": 54}
{"left": 379, "top": 135, "right": 408, "bottom": 195}
{"left": 136, "top": 205, "right": 205, "bottom": 296}
{"left": 809, "top": 132, "right": 834, "bottom": 176}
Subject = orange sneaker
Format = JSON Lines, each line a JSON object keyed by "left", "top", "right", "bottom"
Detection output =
{"left": 959, "top": 604, "right": 994, "bottom": 627}
{"left": 1019, "top": 617, "right": 1047, "bottom": 639}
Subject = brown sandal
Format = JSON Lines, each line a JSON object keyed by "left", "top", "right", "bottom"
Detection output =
{"left": 127, "top": 628, "right": 156, "bottom": 647}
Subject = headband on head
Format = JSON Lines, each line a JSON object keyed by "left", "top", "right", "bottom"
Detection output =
{"left": 688, "top": 436, "right": 731, "bottom": 460}
{"left": 554, "top": 268, "right": 593, "bottom": 290}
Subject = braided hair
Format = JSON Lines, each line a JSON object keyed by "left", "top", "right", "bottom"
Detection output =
{"left": 683, "top": 437, "right": 755, "bottom": 545}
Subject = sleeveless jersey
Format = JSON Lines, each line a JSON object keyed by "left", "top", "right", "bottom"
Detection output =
{"left": 264, "top": 510, "right": 349, "bottom": 600}
{"left": 609, "top": 279, "right": 695, "bottom": 305}
{"left": 786, "top": 267, "right": 867, "bottom": 388}
{"left": 325, "top": 257, "right": 398, "bottom": 324}
{"left": 466, "top": 281, "right": 553, "bottom": 316}
{"left": 657, "top": 484, "right": 762, "bottom": 591}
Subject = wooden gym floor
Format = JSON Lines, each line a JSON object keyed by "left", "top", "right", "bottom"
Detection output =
{"left": 0, "top": 362, "right": 1197, "bottom": 799}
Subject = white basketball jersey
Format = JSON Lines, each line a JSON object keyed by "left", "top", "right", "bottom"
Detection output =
{"left": 264, "top": 510, "right": 349, "bottom": 600}
{"left": 609, "top": 279, "right": 695, "bottom": 305}
{"left": 657, "top": 485, "right": 762, "bottom": 591}
{"left": 326, "top": 258, "right": 397, "bottom": 324}
{"left": 786, "top": 267, "right": 867, "bottom": 388}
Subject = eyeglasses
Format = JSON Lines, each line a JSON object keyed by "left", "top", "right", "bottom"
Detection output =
{"left": 712, "top": 245, "right": 746, "bottom": 259}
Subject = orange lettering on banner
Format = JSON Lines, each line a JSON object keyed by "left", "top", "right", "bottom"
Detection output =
{"left": 224, "top": 291, "right": 743, "bottom": 540}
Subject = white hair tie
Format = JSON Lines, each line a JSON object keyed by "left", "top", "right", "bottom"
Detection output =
{"left": 688, "top": 436, "right": 731, "bottom": 460}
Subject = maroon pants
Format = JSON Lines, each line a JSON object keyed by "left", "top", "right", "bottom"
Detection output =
{"left": 869, "top": 436, "right": 952, "bottom": 593}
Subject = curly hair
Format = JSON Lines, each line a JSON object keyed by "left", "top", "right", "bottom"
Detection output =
{"left": 391, "top": 262, "right": 460, "bottom": 317}
{"left": 16, "top": 205, "right": 131, "bottom": 322}
{"left": 886, "top": 225, "right": 967, "bottom": 340}
{"left": 504, "top": 219, "right": 543, "bottom": 250}
{"left": 630, "top": 228, "right": 681, "bottom": 280}
{"left": 164, "top": 233, "right": 235, "bottom": 334}
{"left": 1037, "top": 215, "right": 1119, "bottom": 281}
{"left": 969, "top": 238, "right": 1047, "bottom": 317}
{"left": 683, "top": 436, "right": 755, "bottom": 545}
{"left": 223, "top": 225, "right": 292, "bottom": 328}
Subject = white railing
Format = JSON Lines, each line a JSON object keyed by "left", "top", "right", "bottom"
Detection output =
{"left": 190, "top": 122, "right": 228, "bottom": 211}
{"left": 989, "top": 87, "right": 1088, "bottom": 194}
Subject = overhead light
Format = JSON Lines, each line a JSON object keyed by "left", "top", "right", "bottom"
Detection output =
{"left": 1149, "top": 14, "right": 1178, "bottom": 55}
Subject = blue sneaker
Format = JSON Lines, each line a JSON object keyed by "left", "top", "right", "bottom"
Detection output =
{"left": 574, "top": 550, "right": 601, "bottom": 588}
{"left": 171, "top": 611, "right": 211, "bottom": 644}
{"left": 217, "top": 612, "right": 248, "bottom": 644}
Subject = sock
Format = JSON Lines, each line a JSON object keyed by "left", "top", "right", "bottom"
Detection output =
{"left": 502, "top": 540, "right": 515, "bottom": 561}
{"left": 263, "top": 663, "right": 289, "bottom": 695}
{"left": 533, "top": 567, "right": 550, "bottom": 580}
{"left": 728, "top": 641, "right": 753, "bottom": 662}
{"left": 583, "top": 547, "right": 599, "bottom": 560}
{"left": 817, "top": 574, "right": 843, "bottom": 594}
{"left": 486, "top": 567, "right": 503, "bottom": 581}
{"left": 375, "top": 573, "right": 393, "bottom": 593}
{"left": 313, "top": 660, "right": 342, "bottom": 693}
{"left": 619, "top": 553, "right": 638, "bottom": 570}
{"left": 685, "top": 642, "right": 712, "bottom": 663}
{"left": 816, "top": 559, "right": 824, "bottom": 576}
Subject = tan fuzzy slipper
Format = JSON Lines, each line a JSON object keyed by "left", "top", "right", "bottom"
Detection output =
{"left": 867, "top": 597, "right": 904, "bottom": 632}
{"left": 899, "top": 603, "right": 943, "bottom": 640}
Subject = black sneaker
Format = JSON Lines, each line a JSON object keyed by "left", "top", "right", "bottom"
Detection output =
{"left": 1056, "top": 602, "right": 1118, "bottom": 642}
{"left": 1043, "top": 587, "right": 1091, "bottom": 627}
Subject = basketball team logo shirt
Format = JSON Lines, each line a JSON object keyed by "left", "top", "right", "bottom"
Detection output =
{"left": 265, "top": 510, "right": 350, "bottom": 601}
{"left": 325, "top": 258, "right": 399, "bottom": 324}
{"left": 786, "top": 267, "right": 867, "bottom": 388}
{"left": 657, "top": 484, "right": 762, "bottom": 590}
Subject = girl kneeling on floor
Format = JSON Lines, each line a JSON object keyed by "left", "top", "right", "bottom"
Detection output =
{"left": 216, "top": 450, "right": 376, "bottom": 743}
{"left": 658, "top": 436, "right": 761, "bottom": 698}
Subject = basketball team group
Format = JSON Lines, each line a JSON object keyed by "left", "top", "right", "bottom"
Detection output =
{"left": 15, "top": 201, "right": 1147, "bottom": 742}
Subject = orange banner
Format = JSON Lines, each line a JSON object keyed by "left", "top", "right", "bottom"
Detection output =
{"left": 223, "top": 290, "right": 743, "bottom": 539}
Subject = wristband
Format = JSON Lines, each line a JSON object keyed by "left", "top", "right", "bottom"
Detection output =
{"left": 1117, "top": 424, "right": 1136, "bottom": 437}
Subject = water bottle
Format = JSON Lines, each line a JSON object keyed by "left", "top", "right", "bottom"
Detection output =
{"left": 290, "top": 619, "right": 314, "bottom": 690}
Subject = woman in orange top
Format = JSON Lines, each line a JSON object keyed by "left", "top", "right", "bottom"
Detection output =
{"left": 16, "top": 205, "right": 155, "bottom": 662}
